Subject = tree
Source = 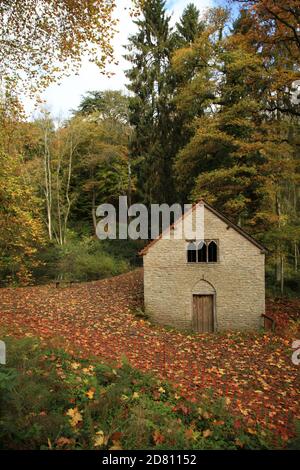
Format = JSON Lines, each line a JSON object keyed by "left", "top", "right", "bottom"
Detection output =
{"left": 174, "top": 3, "right": 205, "bottom": 45}
{"left": 51, "top": 118, "right": 83, "bottom": 245}
{"left": 232, "top": 1, "right": 300, "bottom": 116}
{"left": 0, "top": 151, "right": 45, "bottom": 284}
{"left": 0, "top": 0, "right": 117, "bottom": 95}
{"left": 76, "top": 90, "right": 129, "bottom": 123}
{"left": 125, "top": 0, "right": 175, "bottom": 204}
{"left": 75, "top": 119, "right": 131, "bottom": 233}
{"left": 35, "top": 113, "right": 55, "bottom": 241}
{"left": 231, "top": 3, "right": 300, "bottom": 291}
{"left": 234, "top": 0, "right": 300, "bottom": 59}
{"left": 71, "top": 90, "right": 135, "bottom": 233}
{"left": 172, "top": 9, "right": 226, "bottom": 201}
{"left": 31, "top": 113, "right": 84, "bottom": 245}
{"left": 174, "top": 6, "right": 300, "bottom": 294}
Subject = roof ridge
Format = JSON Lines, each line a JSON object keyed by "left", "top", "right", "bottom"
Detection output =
{"left": 139, "top": 199, "right": 267, "bottom": 255}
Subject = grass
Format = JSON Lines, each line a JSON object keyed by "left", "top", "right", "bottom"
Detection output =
{"left": 0, "top": 334, "right": 285, "bottom": 450}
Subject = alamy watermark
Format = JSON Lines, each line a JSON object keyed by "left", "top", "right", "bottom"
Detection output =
{"left": 0, "top": 340, "right": 6, "bottom": 365}
{"left": 292, "top": 340, "right": 300, "bottom": 366}
{"left": 291, "top": 80, "right": 300, "bottom": 105}
{"left": 95, "top": 196, "right": 204, "bottom": 241}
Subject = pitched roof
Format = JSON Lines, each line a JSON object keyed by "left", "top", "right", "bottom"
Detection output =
{"left": 139, "top": 199, "right": 267, "bottom": 255}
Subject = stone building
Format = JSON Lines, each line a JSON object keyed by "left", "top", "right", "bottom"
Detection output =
{"left": 140, "top": 200, "right": 266, "bottom": 332}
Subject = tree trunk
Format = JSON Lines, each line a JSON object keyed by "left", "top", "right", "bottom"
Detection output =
{"left": 43, "top": 127, "right": 53, "bottom": 240}
{"left": 92, "top": 189, "right": 97, "bottom": 234}
{"left": 63, "top": 138, "right": 74, "bottom": 244}
{"left": 56, "top": 148, "right": 63, "bottom": 245}
{"left": 275, "top": 192, "right": 282, "bottom": 283}
{"left": 280, "top": 255, "right": 284, "bottom": 296}
{"left": 127, "top": 159, "right": 132, "bottom": 208}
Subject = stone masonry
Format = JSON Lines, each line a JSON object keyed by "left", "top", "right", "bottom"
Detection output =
{"left": 142, "top": 202, "right": 265, "bottom": 332}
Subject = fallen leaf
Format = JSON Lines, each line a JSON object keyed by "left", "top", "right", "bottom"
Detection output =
{"left": 70, "top": 362, "right": 81, "bottom": 370}
{"left": 247, "top": 428, "right": 257, "bottom": 435}
{"left": 94, "top": 430, "right": 107, "bottom": 447}
{"left": 56, "top": 437, "right": 75, "bottom": 448}
{"left": 85, "top": 388, "right": 95, "bottom": 400}
{"left": 153, "top": 430, "right": 165, "bottom": 445}
{"left": 66, "top": 407, "right": 82, "bottom": 427}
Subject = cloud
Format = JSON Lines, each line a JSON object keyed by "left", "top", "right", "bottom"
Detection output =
{"left": 24, "top": 0, "right": 211, "bottom": 119}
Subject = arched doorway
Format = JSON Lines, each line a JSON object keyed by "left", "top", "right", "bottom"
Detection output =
{"left": 192, "top": 280, "right": 216, "bottom": 333}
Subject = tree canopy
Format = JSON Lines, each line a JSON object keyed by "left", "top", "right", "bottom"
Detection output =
{"left": 0, "top": 0, "right": 117, "bottom": 95}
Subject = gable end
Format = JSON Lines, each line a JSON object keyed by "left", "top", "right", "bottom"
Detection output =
{"left": 140, "top": 200, "right": 267, "bottom": 256}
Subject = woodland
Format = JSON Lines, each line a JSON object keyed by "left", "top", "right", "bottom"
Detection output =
{"left": 0, "top": 0, "right": 300, "bottom": 451}
{"left": 0, "top": 0, "right": 299, "bottom": 294}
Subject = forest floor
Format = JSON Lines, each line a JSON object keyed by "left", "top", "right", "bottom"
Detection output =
{"left": 0, "top": 269, "right": 299, "bottom": 441}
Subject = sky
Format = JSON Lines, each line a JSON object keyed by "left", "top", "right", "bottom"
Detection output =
{"left": 24, "top": 0, "right": 213, "bottom": 119}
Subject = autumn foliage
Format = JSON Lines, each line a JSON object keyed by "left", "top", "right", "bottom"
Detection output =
{"left": 0, "top": 0, "right": 117, "bottom": 95}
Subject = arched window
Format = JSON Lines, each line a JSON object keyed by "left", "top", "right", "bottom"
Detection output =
{"left": 197, "top": 241, "right": 207, "bottom": 262}
{"left": 187, "top": 242, "right": 196, "bottom": 263}
{"left": 208, "top": 240, "right": 218, "bottom": 262}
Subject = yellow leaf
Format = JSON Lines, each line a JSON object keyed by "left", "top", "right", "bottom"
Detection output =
{"left": 94, "top": 430, "right": 107, "bottom": 447}
{"left": 85, "top": 388, "right": 95, "bottom": 400}
{"left": 247, "top": 428, "right": 257, "bottom": 435}
{"left": 158, "top": 387, "right": 165, "bottom": 393}
{"left": 66, "top": 407, "right": 83, "bottom": 427}
{"left": 203, "top": 429, "right": 212, "bottom": 438}
{"left": 70, "top": 362, "right": 81, "bottom": 370}
{"left": 132, "top": 392, "right": 139, "bottom": 399}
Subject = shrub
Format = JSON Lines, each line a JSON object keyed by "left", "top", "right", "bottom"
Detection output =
{"left": 32, "top": 235, "right": 130, "bottom": 284}
{"left": 58, "top": 244, "right": 128, "bottom": 282}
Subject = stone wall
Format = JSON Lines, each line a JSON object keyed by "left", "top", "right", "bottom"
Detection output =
{"left": 143, "top": 205, "right": 265, "bottom": 331}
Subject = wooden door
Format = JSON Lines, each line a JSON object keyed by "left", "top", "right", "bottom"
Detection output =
{"left": 193, "top": 295, "right": 214, "bottom": 333}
